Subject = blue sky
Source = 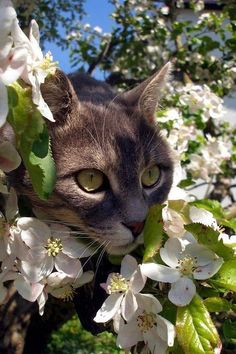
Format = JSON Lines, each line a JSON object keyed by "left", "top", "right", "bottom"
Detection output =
{"left": 44, "top": 0, "right": 113, "bottom": 77}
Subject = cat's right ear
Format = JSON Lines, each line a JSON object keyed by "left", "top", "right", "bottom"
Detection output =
{"left": 41, "top": 69, "right": 78, "bottom": 125}
{"left": 122, "top": 62, "right": 172, "bottom": 124}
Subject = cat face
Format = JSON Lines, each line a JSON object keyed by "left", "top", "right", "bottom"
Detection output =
{"left": 11, "top": 65, "right": 174, "bottom": 255}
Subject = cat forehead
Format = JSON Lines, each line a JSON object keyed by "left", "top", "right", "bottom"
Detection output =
{"left": 50, "top": 100, "right": 166, "bottom": 176}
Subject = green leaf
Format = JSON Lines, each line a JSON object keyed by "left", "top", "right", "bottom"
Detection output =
{"left": 7, "top": 82, "right": 56, "bottom": 200}
{"left": 176, "top": 295, "right": 221, "bottom": 354}
{"left": 210, "top": 260, "right": 236, "bottom": 292}
{"left": 223, "top": 320, "right": 236, "bottom": 344}
{"left": 203, "top": 297, "right": 232, "bottom": 313}
{"left": 143, "top": 204, "right": 164, "bottom": 261}
{"left": 185, "top": 223, "right": 234, "bottom": 261}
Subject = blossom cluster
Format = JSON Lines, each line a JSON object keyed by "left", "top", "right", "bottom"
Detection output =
{"left": 158, "top": 83, "right": 233, "bottom": 184}
{"left": 0, "top": 0, "right": 57, "bottom": 126}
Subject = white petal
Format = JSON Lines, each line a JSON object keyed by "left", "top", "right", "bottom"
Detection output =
{"left": 14, "top": 275, "right": 44, "bottom": 302}
{"left": 186, "top": 243, "right": 217, "bottom": 266}
{"left": 120, "top": 255, "right": 138, "bottom": 279}
{"left": 130, "top": 266, "right": 146, "bottom": 293}
{"left": 160, "top": 237, "right": 183, "bottom": 268}
{"left": 189, "top": 206, "right": 217, "bottom": 229}
{"left": 21, "top": 256, "right": 54, "bottom": 283}
{"left": 144, "top": 330, "right": 168, "bottom": 354}
{"left": 0, "top": 141, "right": 21, "bottom": 172}
{"left": 168, "top": 277, "right": 196, "bottom": 306}
{"left": 0, "top": 82, "right": 8, "bottom": 127}
{"left": 0, "top": 47, "right": 27, "bottom": 85}
{"left": 135, "top": 293, "right": 163, "bottom": 314}
{"left": 17, "top": 217, "right": 51, "bottom": 246}
{"left": 121, "top": 290, "right": 138, "bottom": 321}
{"left": 140, "top": 263, "right": 180, "bottom": 283}
{"left": 47, "top": 271, "right": 68, "bottom": 287}
{"left": 193, "top": 258, "right": 223, "bottom": 280}
{"left": 73, "top": 270, "right": 94, "bottom": 288}
{"left": 55, "top": 252, "right": 82, "bottom": 277}
{"left": 156, "top": 315, "right": 175, "bottom": 346}
{"left": 116, "top": 318, "right": 141, "bottom": 349}
{"left": 62, "top": 238, "right": 93, "bottom": 258}
{"left": 94, "top": 293, "right": 123, "bottom": 323}
{"left": 37, "top": 290, "right": 48, "bottom": 316}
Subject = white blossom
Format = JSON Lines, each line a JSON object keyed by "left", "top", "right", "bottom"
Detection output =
{"left": 141, "top": 237, "right": 223, "bottom": 306}
{"left": 14, "top": 218, "right": 93, "bottom": 283}
{"left": 94, "top": 255, "right": 146, "bottom": 323}
{"left": 116, "top": 293, "right": 175, "bottom": 354}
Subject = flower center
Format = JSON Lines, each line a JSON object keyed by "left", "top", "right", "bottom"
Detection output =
{"left": 107, "top": 273, "right": 129, "bottom": 294}
{"left": 45, "top": 237, "right": 63, "bottom": 257}
{"left": 39, "top": 52, "right": 57, "bottom": 74}
{"left": 56, "top": 285, "right": 75, "bottom": 301}
{"left": 137, "top": 311, "right": 156, "bottom": 333}
{"left": 177, "top": 255, "right": 197, "bottom": 276}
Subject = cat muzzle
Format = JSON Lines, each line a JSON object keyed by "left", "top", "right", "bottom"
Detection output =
{"left": 123, "top": 220, "right": 145, "bottom": 239}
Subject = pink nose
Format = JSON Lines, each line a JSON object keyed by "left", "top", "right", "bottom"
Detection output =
{"left": 124, "top": 221, "right": 145, "bottom": 238}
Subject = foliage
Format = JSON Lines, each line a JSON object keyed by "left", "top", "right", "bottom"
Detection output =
{"left": 45, "top": 315, "right": 124, "bottom": 354}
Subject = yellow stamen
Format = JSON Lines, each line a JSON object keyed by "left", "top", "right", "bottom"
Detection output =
{"left": 45, "top": 237, "right": 63, "bottom": 257}
{"left": 107, "top": 273, "right": 129, "bottom": 294}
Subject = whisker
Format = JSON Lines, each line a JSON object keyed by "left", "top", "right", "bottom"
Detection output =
{"left": 94, "top": 241, "right": 110, "bottom": 281}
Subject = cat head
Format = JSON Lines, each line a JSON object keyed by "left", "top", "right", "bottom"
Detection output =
{"left": 11, "top": 64, "right": 174, "bottom": 255}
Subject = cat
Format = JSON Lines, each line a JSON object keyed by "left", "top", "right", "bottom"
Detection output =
{"left": 6, "top": 62, "right": 174, "bottom": 256}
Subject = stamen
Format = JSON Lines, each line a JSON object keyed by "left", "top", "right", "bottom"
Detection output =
{"left": 136, "top": 311, "right": 156, "bottom": 333}
{"left": 107, "top": 273, "right": 129, "bottom": 294}
{"left": 45, "top": 237, "right": 63, "bottom": 257}
{"left": 177, "top": 254, "right": 197, "bottom": 275}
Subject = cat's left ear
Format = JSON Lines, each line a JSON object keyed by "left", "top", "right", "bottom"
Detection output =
{"left": 122, "top": 62, "right": 172, "bottom": 123}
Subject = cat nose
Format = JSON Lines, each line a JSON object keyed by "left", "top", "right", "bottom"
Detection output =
{"left": 123, "top": 220, "right": 145, "bottom": 239}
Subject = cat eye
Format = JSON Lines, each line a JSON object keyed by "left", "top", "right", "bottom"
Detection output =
{"left": 141, "top": 165, "right": 160, "bottom": 188}
{"left": 76, "top": 169, "right": 105, "bottom": 192}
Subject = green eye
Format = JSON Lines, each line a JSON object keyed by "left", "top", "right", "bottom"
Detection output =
{"left": 77, "top": 169, "right": 104, "bottom": 192}
{"left": 141, "top": 165, "right": 160, "bottom": 188}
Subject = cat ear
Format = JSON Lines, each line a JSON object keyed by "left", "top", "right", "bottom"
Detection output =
{"left": 41, "top": 69, "right": 78, "bottom": 125}
{"left": 122, "top": 62, "right": 172, "bottom": 123}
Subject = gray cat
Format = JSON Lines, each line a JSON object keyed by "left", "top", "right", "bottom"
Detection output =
{"left": 6, "top": 62, "right": 174, "bottom": 256}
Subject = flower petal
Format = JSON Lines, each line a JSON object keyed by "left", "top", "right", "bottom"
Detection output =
{"left": 17, "top": 217, "right": 51, "bottom": 246}
{"left": 140, "top": 263, "right": 180, "bottom": 283}
{"left": 193, "top": 257, "right": 223, "bottom": 280}
{"left": 116, "top": 318, "right": 141, "bottom": 349}
{"left": 14, "top": 275, "right": 44, "bottom": 302}
{"left": 37, "top": 290, "right": 48, "bottom": 316}
{"left": 0, "top": 142, "right": 21, "bottom": 172}
{"left": 168, "top": 277, "right": 196, "bottom": 306}
{"left": 186, "top": 243, "right": 217, "bottom": 266}
{"left": 136, "top": 293, "right": 163, "bottom": 314}
{"left": 130, "top": 266, "right": 146, "bottom": 293}
{"left": 120, "top": 255, "right": 138, "bottom": 279}
{"left": 121, "top": 290, "right": 138, "bottom": 321}
{"left": 55, "top": 252, "right": 82, "bottom": 278}
{"left": 156, "top": 314, "right": 175, "bottom": 346}
{"left": 62, "top": 238, "right": 93, "bottom": 258}
{"left": 73, "top": 270, "right": 94, "bottom": 288}
{"left": 94, "top": 293, "right": 123, "bottom": 323}
{"left": 160, "top": 237, "right": 183, "bottom": 268}
{"left": 21, "top": 256, "right": 54, "bottom": 283}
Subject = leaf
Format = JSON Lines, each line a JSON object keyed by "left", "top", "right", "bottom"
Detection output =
{"left": 223, "top": 320, "right": 236, "bottom": 344}
{"left": 143, "top": 204, "right": 164, "bottom": 262}
{"left": 7, "top": 82, "right": 56, "bottom": 200}
{"left": 185, "top": 223, "right": 234, "bottom": 261}
{"left": 203, "top": 297, "right": 232, "bottom": 313}
{"left": 210, "top": 260, "right": 236, "bottom": 292}
{"left": 176, "top": 295, "right": 221, "bottom": 354}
